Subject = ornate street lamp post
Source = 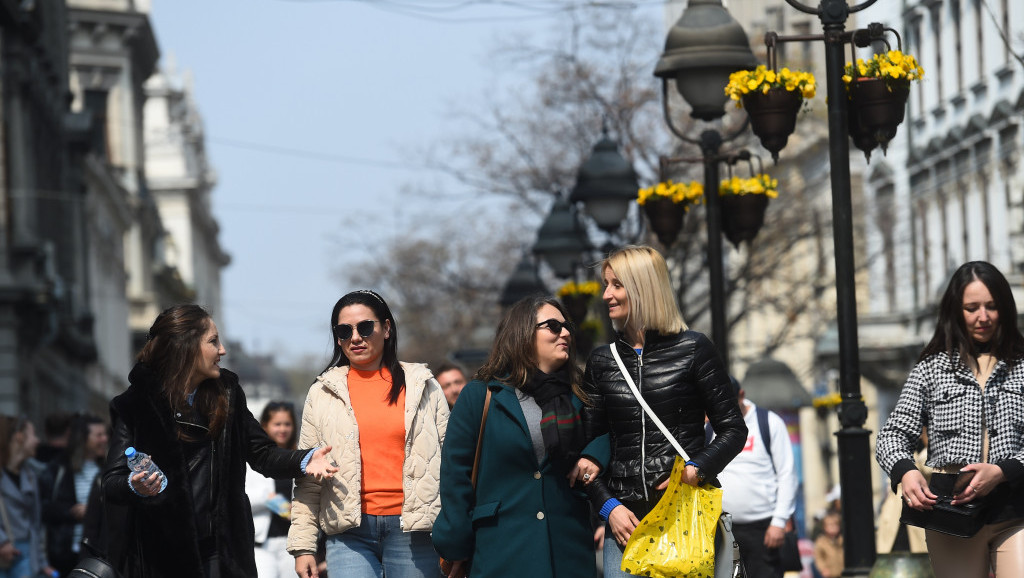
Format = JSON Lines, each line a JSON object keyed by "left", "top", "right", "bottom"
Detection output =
{"left": 654, "top": 0, "right": 757, "bottom": 371}
{"left": 764, "top": 1, "right": 879, "bottom": 573}
{"left": 499, "top": 254, "right": 546, "bottom": 309}
{"left": 533, "top": 195, "right": 590, "bottom": 279}
{"left": 569, "top": 130, "right": 641, "bottom": 245}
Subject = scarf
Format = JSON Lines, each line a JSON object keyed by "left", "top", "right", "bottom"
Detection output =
{"left": 518, "top": 367, "right": 585, "bottom": 462}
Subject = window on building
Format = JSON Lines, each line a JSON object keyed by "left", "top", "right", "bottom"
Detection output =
{"left": 952, "top": 0, "right": 964, "bottom": 94}
{"left": 1001, "top": 0, "right": 1010, "bottom": 65}
{"left": 974, "top": 0, "right": 985, "bottom": 79}
{"left": 930, "top": 4, "right": 944, "bottom": 104}
{"left": 877, "top": 186, "right": 897, "bottom": 311}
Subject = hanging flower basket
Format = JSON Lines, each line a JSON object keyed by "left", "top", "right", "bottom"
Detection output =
{"left": 720, "top": 194, "right": 769, "bottom": 248}
{"left": 842, "top": 50, "right": 923, "bottom": 158}
{"left": 560, "top": 294, "right": 591, "bottom": 326}
{"left": 847, "top": 77, "right": 910, "bottom": 156}
{"left": 742, "top": 88, "right": 803, "bottom": 163}
{"left": 717, "top": 174, "right": 777, "bottom": 248}
{"left": 846, "top": 99, "right": 879, "bottom": 161}
{"left": 642, "top": 197, "right": 688, "bottom": 247}
{"left": 726, "top": 66, "right": 816, "bottom": 163}
{"left": 556, "top": 281, "right": 600, "bottom": 326}
{"left": 636, "top": 180, "right": 702, "bottom": 248}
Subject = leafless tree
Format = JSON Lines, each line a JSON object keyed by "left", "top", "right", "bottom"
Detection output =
{"left": 343, "top": 6, "right": 869, "bottom": 371}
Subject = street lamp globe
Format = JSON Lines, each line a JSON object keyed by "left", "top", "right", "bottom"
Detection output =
{"left": 569, "top": 134, "right": 639, "bottom": 234}
{"left": 654, "top": 0, "right": 758, "bottom": 121}
{"left": 533, "top": 195, "right": 589, "bottom": 279}
{"left": 499, "top": 254, "right": 546, "bottom": 309}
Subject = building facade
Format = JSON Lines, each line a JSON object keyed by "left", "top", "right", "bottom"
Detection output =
{"left": 144, "top": 66, "right": 230, "bottom": 324}
{"left": 0, "top": 1, "right": 98, "bottom": 418}
{"left": 0, "top": 0, "right": 230, "bottom": 422}
{"left": 855, "top": 0, "right": 1024, "bottom": 473}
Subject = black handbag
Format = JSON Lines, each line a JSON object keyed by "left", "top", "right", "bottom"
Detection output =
{"left": 900, "top": 473, "right": 987, "bottom": 538}
{"left": 778, "top": 527, "right": 803, "bottom": 572}
{"left": 69, "top": 539, "right": 122, "bottom": 578}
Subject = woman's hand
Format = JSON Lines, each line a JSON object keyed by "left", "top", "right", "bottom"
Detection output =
{"left": 295, "top": 554, "right": 319, "bottom": 578}
{"left": 568, "top": 457, "right": 601, "bottom": 487}
{"left": 0, "top": 541, "right": 20, "bottom": 564}
{"left": 131, "top": 470, "right": 164, "bottom": 496}
{"left": 608, "top": 504, "right": 640, "bottom": 548}
{"left": 901, "top": 469, "right": 936, "bottom": 510}
{"left": 655, "top": 464, "right": 699, "bottom": 491}
{"left": 444, "top": 560, "right": 469, "bottom": 578}
{"left": 305, "top": 446, "right": 339, "bottom": 481}
{"left": 952, "top": 463, "right": 1005, "bottom": 505}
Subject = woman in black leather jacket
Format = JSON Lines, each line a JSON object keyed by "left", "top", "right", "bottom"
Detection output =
{"left": 102, "top": 304, "right": 338, "bottom": 578}
{"left": 574, "top": 245, "right": 747, "bottom": 578}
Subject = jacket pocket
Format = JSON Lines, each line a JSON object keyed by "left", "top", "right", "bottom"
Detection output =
{"left": 929, "top": 382, "right": 971, "bottom": 434}
{"left": 470, "top": 500, "right": 500, "bottom": 528}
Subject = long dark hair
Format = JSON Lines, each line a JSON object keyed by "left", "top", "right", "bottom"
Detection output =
{"left": 919, "top": 261, "right": 1024, "bottom": 366}
{"left": 259, "top": 401, "right": 298, "bottom": 450}
{"left": 323, "top": 290, "right": 406, "bottom": 405}
{"left": 137, "top": 304, "right": 228, "bottom": 439}
{"left": 0, "top": 415, "right": 30, "bottom": 473}
{"left": 476, "top": 295, "right": 585, "bottom": 399}
{"left": 67, "top": 413, "right": 106, "bottom": 473}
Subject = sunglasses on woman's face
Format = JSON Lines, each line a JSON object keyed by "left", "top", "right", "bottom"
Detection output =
{"left": 536, "top": 319, "right": 573, "bottom": 335}
{"left": 333, "top": 320, "right": 378, "bottom": 341}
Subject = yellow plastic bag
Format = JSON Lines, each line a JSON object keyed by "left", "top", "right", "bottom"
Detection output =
{"left": 621, "top": 456, "right": 723, "bottom": 578}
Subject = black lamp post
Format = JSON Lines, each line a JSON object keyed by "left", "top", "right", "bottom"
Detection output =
{"left": 653, "top": 0, "right": 757, "bottom": 371}
{"left": 532, "top": 194, "right": 590, "bottom": 279}
{"left": 569, "top": 131, "right": 641, "bottom": 244}
{"left": 499, "top": 254, "right": 546, "bottom": 309}
{"left": 765, "top": 1, "right": 879, "bottom": 573}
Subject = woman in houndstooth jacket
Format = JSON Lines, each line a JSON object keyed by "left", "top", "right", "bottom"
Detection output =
{"left": 877, "top": 261, "right": 1024, "bottom": 577}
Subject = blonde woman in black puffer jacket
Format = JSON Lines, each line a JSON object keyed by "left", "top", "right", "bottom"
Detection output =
{"left": 572, "top": 245, "right": 747, "bottom": 578}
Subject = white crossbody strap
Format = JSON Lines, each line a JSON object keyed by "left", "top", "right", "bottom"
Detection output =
{"left": 608, "top": 343, "right": 690, "bottom": 462}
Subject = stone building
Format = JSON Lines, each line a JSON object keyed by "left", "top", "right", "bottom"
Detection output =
{"left": 0, "top": 1, "right": 104, "bottom": 417}
{"left": 856, "top": 0, "right": 1024, "bottom": 457}
{"left": 0, "top": 0, "right": 230, "bottom": 422}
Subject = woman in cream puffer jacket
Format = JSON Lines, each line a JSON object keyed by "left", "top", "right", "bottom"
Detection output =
{"left": 288, "top": 290, "right": 449, "bottom": 578}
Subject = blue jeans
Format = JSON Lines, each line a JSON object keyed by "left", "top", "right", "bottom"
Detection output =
{"left": 602, "top": 525, "right": 630, "bottom": 578}
{"left": 325, "top": 513, "right": 437, "bottom": 578}
{"left": 0, "top": 540, "right": 33, "bottom": 578}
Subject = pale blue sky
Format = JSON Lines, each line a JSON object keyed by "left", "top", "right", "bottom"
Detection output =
{"left": 148, "top": 0, "right": 667, "bottom": 366}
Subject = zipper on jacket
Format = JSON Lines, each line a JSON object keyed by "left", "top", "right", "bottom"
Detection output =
{"left": 634, "top": 345, "right": 648, "bottom": 502}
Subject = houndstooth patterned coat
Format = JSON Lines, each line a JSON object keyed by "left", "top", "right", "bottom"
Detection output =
{"left": 876, "top": 351, "right": 1024, "bottom": 493}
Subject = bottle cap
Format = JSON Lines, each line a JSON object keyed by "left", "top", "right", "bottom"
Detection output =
{"left": 124, "top": 447, "right": 137, "bottom": 458}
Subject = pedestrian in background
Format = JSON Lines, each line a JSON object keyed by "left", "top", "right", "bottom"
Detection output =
{"left": 711, "top": 377, "right": 799, "bottom": 578}
{"left": 103, "top": 304, "right": 337, "bottom": 578}
{"left": 289, "top": 290, "right": 448, "bottom": 578}
{"left": 35, "top": 413, "right": 73, "bottom": 465}
{"left": 574, "top": 245, "right": 746, "bottom": 578}
{"left": 877, "top": 261, "right": 1024, "bottom": 577}
{"left": 813, "top": 511, "right": 843, "bottom": 578}
{"left": 246, "top": 401, "right": 299, "bottom": 578}
{"left": 39, "top": 412, "right": 109, "bottom": 576}
{"left": 435, "top": 362, "right": 468, "bottom": 408}
{"left": 433, "top": 295, "right": 609, "bottom": 578}
{"left": 0, "top": 415, "right": 56, "bottom": 578}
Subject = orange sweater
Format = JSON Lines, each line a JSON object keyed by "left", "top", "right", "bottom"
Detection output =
{"left": 349, "top": 367, "right": 406, "bottom": 515}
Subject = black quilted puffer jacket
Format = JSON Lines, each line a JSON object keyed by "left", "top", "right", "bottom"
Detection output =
{"left": 580, "top": 330, "right": 747, "bottom": 506}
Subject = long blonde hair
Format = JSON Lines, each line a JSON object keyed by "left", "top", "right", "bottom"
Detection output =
{"left": 602, "top": 245, "right": 686, "bottom": 341}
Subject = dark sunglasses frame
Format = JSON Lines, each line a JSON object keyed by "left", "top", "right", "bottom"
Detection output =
{"left": 333, "top": 320, "right": 378, "bottom": 341}
{"left": 536, "top": 318, "right": 573, "bottom": 335}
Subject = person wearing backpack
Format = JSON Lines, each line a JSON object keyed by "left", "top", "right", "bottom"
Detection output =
{"left": 709, "top": 377, "right": 799, "bottom": 578}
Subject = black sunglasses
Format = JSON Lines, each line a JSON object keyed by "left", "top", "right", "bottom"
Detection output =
{"left": 536, "top": 319, "right": 573, "bottom": 335}
{"left": 333, "top": 320, "right": 378, "bottom": 341}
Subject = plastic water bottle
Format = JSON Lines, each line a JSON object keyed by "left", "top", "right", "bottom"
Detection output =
{"left": 125, "top": 446, "right": 168, "bottom": 493}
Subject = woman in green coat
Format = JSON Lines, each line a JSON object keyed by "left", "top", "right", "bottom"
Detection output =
{"left": 433, "top": 295, "right": 608, "bottom": 578}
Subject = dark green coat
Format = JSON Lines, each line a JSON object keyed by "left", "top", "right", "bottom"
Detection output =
{"left": 433, "top": 379, "right": 609, "bottom": 578}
